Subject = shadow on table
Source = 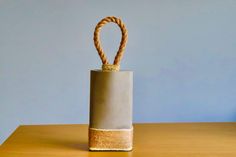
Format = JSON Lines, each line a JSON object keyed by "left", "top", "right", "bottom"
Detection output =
{"left": 40, "top": 136, "right": 88, "bottom": 151}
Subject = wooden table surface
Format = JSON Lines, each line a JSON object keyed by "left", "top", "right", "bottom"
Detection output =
{"left": 0, "top": 123, "right": 236, "bottom": 157}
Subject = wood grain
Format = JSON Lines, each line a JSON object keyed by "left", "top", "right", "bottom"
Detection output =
{"left": 0, "top": 123, "right": 236, "bottom": 157}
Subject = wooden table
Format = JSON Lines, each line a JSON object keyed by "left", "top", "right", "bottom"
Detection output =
{"left": 0, "top": 123, "right": 236, "bottom": 157}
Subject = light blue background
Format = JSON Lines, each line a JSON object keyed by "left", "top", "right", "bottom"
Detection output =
{"left": 1, "top": 0, "right": 236, "bottom": 144}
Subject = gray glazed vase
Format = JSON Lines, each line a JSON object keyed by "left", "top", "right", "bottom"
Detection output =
{"left": 88, "top": 16, "right": 133, "bottom": 151}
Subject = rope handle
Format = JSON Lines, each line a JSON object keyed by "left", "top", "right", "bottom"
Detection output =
{"left": 93, "top": 16, "right": 128, "bottom": 71}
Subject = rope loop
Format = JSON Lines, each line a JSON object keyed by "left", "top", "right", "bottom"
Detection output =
{"left": 93, "top": 16, "right": 128, "bottom": 71}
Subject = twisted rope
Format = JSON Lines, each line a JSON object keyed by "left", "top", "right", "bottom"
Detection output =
{"left": 93, "top": 16, "right": 128, "bottom": 71}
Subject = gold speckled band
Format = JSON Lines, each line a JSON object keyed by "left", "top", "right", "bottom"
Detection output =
{"left": 89, "top": 127, "right": 133, "bottom": 151}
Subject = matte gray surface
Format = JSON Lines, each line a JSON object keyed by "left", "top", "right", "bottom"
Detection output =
{"left": 90, "top": 70, "right": 132, "bottom": 129}
{"left": 1, "top": 0, "right": 236, "bottom": 144}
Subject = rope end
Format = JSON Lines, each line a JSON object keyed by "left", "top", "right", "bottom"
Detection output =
{"left": 102, "top": 64, "right": 120, "bottom": 72}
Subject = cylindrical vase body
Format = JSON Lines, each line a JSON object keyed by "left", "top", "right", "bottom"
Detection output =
{"left": 89, "top": 70, "right": 133, "bottom": 151}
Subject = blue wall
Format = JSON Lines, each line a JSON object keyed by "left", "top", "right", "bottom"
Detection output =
{"left": 1, "top": 0, "right": 236, "bottom": 144}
